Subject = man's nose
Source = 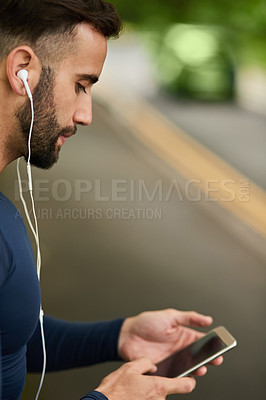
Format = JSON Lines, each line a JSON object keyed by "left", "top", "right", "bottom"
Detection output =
{"left": 73, "top": 96, "right": 92, "bottom": 126}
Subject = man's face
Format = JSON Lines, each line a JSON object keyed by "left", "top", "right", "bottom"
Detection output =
{"left": 15, "top": 24, "right": 107, "bottom": 169}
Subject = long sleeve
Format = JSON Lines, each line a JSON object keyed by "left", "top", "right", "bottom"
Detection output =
{"left": 81, "top": 391, "right": 108, "bottom": 400}
{"left": 0, "top": 333, "right": 2, "bottom": 400}
{"left": 1, "top": 193, "right": 124, "bottom": 400}
{"left": 27, "top": 315, "right": 124, "bottom": 372}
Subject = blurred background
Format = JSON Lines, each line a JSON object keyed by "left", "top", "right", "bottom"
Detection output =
{"left": 112, "top": 0, "right": 266, "bottom": 110}
{"left": 0, "top": 1, "right": 266, "bottom": 399}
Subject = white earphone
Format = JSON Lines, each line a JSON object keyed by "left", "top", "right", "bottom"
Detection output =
{"left": 17, "top": 69, "right": 32, "bottom": 99}
{"left": 16, "top": 68, "right": 46, "bottom": 400}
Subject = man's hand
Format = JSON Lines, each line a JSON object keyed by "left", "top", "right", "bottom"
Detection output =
{"left": 96, "top": 357, "right": 196, "bottom": 400}
{"left": 118, "top": 309, "right": 223, "bottom": 376}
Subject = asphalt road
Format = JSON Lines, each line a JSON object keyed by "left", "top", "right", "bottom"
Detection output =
{"left": 1, "top": 98, "right": 265, "bottom": 400}
{"left": 149, "top": 94, "right": 266, "bottom": 190}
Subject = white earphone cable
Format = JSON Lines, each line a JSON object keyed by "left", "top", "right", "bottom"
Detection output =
{"left": 34, "top": 309, "right": 46, "bottom": 400}
{"left": 16, "top": 87, "right": 46, "bottom": 400}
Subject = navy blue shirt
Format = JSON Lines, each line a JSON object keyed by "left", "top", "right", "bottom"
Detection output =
{"left": 0, "top": 192, "right": 123, "bottom": 399}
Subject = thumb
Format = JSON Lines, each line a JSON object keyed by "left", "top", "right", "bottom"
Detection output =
{"left": 167, "top": 377, "right": 196, "bottom": 395}
{"left": 175, "top": 311, "right": 213, "bottom": 328}
{"left": 129, "top": 357, "right": 157, "bottom": 375}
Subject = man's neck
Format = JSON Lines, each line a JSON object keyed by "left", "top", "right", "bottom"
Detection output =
{"left": 0, "top": 146, "right": 16, "bottom": 174}
{"left": 0, "top": 125, "right": 21, "bottom": 173}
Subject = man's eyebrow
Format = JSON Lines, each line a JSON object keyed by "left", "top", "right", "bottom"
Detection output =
{"left": 76, "top": 74, "right": 99, "bottom": 84}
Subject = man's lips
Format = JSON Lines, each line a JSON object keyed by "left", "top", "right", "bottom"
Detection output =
{"left": 58, "top": 127, "right": 77, "bottom": 144}
{"left": 61, "top": 131, "right": 74, "bottom": 139}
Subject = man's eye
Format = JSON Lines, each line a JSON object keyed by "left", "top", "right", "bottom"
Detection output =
{"left": 76, "top": 83, "right": 87, "bottom": 94}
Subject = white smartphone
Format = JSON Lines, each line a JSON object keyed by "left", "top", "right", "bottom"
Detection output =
{"left": 149, "top": 326, "right": 237, "bottom": 378}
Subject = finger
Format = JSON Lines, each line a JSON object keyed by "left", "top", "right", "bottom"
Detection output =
{"left": 209, "top": 355, "right": 224, "bottom": 366}
{"left": 176, "top": 311, "right": 213, "bottom": 328}
{"left": 129, "top": 357, "right": 157, "bottom": 374}
{"left": 192, "top": 366, "right": 208, "bottom": 376}
{"left": 191, "top": 356, "right": 223, "bottom": 376}
{"left": 166, "top": 377, "right": 196, "bottom": 395}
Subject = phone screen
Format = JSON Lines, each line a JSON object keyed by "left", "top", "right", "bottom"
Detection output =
{"left": 153, "top": 332, "right": 227, "bottom": 378}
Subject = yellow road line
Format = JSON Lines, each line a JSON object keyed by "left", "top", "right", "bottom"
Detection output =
{"left": 95, "top": 85, "right": 266, "bottom": 238}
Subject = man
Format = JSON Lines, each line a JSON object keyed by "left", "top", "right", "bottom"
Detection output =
{"left": 0, "top": 1, "right": 222, "bottom": 399}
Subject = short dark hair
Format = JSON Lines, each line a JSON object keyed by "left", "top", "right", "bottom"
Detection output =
{"left": 0, "top": 0, "right": 122, "bottom": 62}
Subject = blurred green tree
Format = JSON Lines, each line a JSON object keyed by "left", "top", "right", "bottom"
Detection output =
{"left": 112, "top": 0, "right": 266, "bottom": 68}
{"left": 112, "top": 0, "right": 266, "bottom": 34}
{"left": 111, "top": 0, "right": 266, "bottom": 99}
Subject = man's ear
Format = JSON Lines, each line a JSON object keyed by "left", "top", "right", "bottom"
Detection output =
{"left": 6, "top": 46, "right": 42, "bottom": 97}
